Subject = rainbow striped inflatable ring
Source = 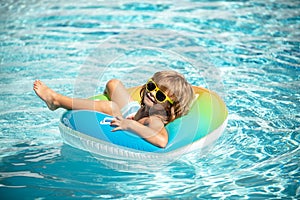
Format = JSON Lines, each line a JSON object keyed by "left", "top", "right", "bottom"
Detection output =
{"left": 59, "top": 86, "right": 228, "bottom": 160}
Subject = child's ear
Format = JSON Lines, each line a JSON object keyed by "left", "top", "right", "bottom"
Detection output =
{"left": 169, "top": 107, "right": 176, "bottom": 122}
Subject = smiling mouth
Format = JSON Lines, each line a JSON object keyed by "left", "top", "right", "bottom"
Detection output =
{"left": 146, "top": 92, "right": 156, "bottom": 104}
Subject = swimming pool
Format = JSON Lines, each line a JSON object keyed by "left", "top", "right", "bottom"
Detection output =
{"left": 1, "top": 0, "right": 299, "bottom": 199}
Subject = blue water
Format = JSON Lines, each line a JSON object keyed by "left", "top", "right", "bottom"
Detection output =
{"left": 1, "top": 0, "right": 299, "bottom": 199}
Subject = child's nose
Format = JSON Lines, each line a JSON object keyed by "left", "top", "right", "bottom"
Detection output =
{"left": 150, "top": 90, "right": 156, "bottom": 97}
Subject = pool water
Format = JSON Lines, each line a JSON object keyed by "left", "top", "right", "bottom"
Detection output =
{"left": 1, "top": 0, "right": 299, "bottom": 199}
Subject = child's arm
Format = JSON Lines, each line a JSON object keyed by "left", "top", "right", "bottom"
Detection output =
{"left": 110, "top": 116, "right": 168, "bottom": 148}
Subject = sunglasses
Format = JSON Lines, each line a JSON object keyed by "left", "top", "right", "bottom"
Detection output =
{"left": 146, "top": 79, "right": 174, "bottom": 104}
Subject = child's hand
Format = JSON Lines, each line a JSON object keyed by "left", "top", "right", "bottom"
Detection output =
{"left": 110, "top": 116, "right": 131, "bottom": 132}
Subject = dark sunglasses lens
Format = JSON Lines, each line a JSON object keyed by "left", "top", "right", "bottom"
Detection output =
{"left": 156, "top": 91, "right": 166, "bottom": 102}
{"left": 146, "top": 82, "right": 156, "bottom": 91}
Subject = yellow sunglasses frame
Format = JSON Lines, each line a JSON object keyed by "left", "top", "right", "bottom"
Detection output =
{"left": 146, "top": 79, "right": 174, "bottom": 104}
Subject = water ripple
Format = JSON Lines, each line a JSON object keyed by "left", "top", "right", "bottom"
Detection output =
{"left": 1, "top": 0, "right": 300, "bottom": 199}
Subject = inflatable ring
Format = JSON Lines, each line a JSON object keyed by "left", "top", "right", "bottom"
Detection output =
{"left": 59, "top": 86, "right": 228, "bottom": 160}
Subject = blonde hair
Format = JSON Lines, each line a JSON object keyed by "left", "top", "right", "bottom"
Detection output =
{"left": 140, "top": 70, "right": 195, "bottom": 123}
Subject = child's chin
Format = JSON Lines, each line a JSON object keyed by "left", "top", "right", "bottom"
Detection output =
{"left": 144, "top": 98, "right": 155, "bottom": 107}
{"left": 143, "top": 95, "right": 154, "bottom": 105}
{"left": 144, "top": 100, "right": 154, "bottom": 107}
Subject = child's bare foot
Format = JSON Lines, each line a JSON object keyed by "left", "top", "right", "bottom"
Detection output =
{"left": 33, "top": 80, "right": 60, "bottom": 111}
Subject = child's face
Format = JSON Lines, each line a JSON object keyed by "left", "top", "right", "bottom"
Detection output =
{"left": 143, "top": 90, "right": 168, "bottom": 112}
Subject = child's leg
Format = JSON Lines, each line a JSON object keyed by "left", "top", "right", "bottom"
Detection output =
{"left": 33, "top": 80, "right": 121, "bottom": 116}
{"left": 105, "top": 79, "right": 135, "bottom": 110}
